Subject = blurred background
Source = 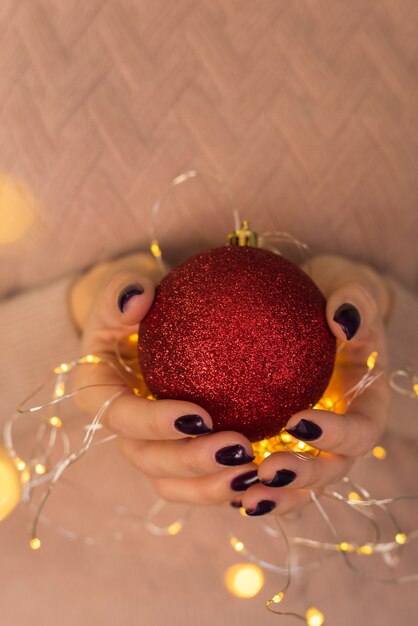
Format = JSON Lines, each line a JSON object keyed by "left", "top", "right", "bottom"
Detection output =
{"left": 0, "top": 0, "right": 417, "bottom": 299}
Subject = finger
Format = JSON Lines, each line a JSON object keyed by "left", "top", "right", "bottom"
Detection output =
{"left": 285, "top": 373, "right": 389, "bottom": 458}
{"left": 82, "top": 270, "right": 156, "bottom": 354}
{"left": 257, "top": 450, "right": 353, "bottom": 490}
{"left": 326, "top": 282, "right": 379, "bottom": 344}
{"left": 152, "top": 463, "right": 259, "bottom": 505}
{"left": 241, "top": 483, "right": 311, "bottom": 516}
{"left": 302, "top": 255, "right": 390, "bottom": 321}
{"left": 118, "top": 430, "right": 255, "bottom": 478}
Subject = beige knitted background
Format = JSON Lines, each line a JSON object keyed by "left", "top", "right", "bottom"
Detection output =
{"left": 0, "top": 0, "right": 417, "bottom": 297}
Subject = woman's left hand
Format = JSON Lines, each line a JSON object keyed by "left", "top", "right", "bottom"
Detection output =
{"left": 239, "top": 255, "right": 392, "bottom": 516}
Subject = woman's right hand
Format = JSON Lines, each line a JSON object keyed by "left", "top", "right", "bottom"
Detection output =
{"left": 72, "top": 266, "right": 258, "bottom": 507}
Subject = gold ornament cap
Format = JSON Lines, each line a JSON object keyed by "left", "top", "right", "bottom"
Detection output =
{"left": 227, "top": 220, "right": 258, "bottom": 247}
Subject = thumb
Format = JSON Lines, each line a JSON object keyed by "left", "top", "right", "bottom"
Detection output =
{"left": 82, "top": 270, "right": 156, "bottom": 354}
{"left": 302, "top": 255, "right": 390, "bottom": 347}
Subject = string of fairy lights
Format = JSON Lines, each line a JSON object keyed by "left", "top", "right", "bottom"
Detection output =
{"left": 2, "top": 340, "right": 417, "bottom": 625}
{"left": 1, "top": 171, "right": 417, "bottom": 625}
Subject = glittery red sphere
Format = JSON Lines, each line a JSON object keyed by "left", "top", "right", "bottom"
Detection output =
{"left": 138, "top": 246, "right": 336, "bottom": 442}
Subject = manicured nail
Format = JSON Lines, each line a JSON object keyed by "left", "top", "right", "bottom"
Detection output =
{"left": 261, "top": 469, "right": 296, "bottom": 488}
{"left": 215, "top": 445, "right": 255, "bottom": 466}
{"left": 287, "top": 419, "right": 322, "bottom": 442}
{"left": 333, "top": 303, "right": 361, "bottom": 340}
{"left": 117, "top": 284, "right": 144, "bottom": 312}
{"left": 246, "top": 500, "right": 276, "bottom": 516}
{"left": 231, "top": 470, "right": 259, "bottom": 492}
{"left": 230, "top": 500, "right": 242, "bottom": 509}
{"left": 174, "top": 414, "right": 212, "bottom": 435}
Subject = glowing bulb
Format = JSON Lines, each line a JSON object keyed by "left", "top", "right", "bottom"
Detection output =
{"left": 413, "top": 383, "right": 418, "bottom": 396}
{"left": 263, "top": 451, "right": 271, "bottom": 458}
{"left": 239, "top": 507, "right": 247, "bottom": 517}
{"left": 338, "top": 542, "right": 354, "bottom": 552}
{"left": 395, "top": 533, "right": 407, "bottom": 545}
{"left": 348, "top": 491, "right": 361, "bottom": 501}
{"left": 224, "top": 563, "right": 265, "bottom": 598}
{"left": 29, "top": 537, "right": 41, "bottom": 550}
{"left": 54, "top": 363, "right": 70, "bottom": 374}
{"left": 54, "top": 382, "right": 65, "bottom": 398}
{"left": 49, "top": 416, "right": 62, "bottom": 428}
{"left": 14, "top": 457, "right": 26, "bottom": 472}
{"left": 372, "top": 446, "right": 387, "bottom": 460}
{"left": 150, "top": 240, "right": 162, "bottom": 258}
{"left": 34, "top": 463, "right": 46, "bottom": 475}
{"left": 357, "top": 544, "right": 374, "bottom": 556}
{"left": 230, "top": 537, "right": 245, "bottom": 552}
{"left": 129, "top": 333, "right": 139, "bottom": 343}
{"left": 167, "top": 521, "right": 183, "bottom": 536}
{"left": 0, "top": 175, "right": 37, "bottom": 244}
{"left": 271, "top": 592, "right": 284, "bottom": 604}
{"left": 80, "top": 354, "right": 101, "bottom": 364}
{"left": 280, "top": 432, "right": 293, "bottom": 443}
{"left": 297, "top": 441, "right": 307, "bottom": 451}
{"left": 306, "top": 607, "right": 325, "bottom": 626}
{"left": 0, "top": 449, "right": 22, "bottom": 521}
{"left": 367, "top": 351, "right": 378, "bottom": 370}
{"left": 323, "top": 397, "right": 334, "bottom": 409}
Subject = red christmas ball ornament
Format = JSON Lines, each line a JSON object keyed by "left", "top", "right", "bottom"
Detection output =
{"left": 137, "top": 224, "right": 336, "bottom": 442}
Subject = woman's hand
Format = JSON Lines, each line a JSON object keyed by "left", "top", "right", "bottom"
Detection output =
{"left": 71, "top": 257, "right": 258, "bottom": 508}
{"left": 242, "top": 255, "right": 391, "bottom": 516}
{"left": 70, "top": 253, "right": 391, "bottom": 516}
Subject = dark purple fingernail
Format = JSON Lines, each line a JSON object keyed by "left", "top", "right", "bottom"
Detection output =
{"left": 333, "top": 303, "right": 361, "bottom": 340}
{"left": 231, "top": 470, "right": 259, "bottom": 492}
{"left": 215, "top": 445, "right": 255, "bottom": 466}
{"left": 261, "top": 469, "right": 296, "bottom": 488}
{"left": 117, "top": 284, "right": 144, "bottom": 312}
{"left": 174, "top": 414, "right": 212, "bottom": 435}
{"left": 287, "top": 419, "right": 322, "bottom": 441}
{"left": 230, "top": 500, "right": 242, "bottom": 509}
{"left": 246, "top": 500, "right": 276, "bottom": 516}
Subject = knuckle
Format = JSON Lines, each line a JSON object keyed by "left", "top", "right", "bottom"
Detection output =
{"left": 199, "top": 479, "right": 225, "bottom": 505}
{"left": 181, "top": 442, "right": 206, "bottom": 475}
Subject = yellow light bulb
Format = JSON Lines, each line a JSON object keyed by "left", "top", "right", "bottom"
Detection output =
{"left": 271, "top": 592, "right": 284, "bottom": 604}
{"left": 357, "top": 544, "right": 374, "bottom": 556}
{"left": 323, "top": 397, "right": 334, "bottom": 409}
{"left": 395, "top": 533, "right": 407, "bottom": 545}
{"left": 167, "top": 521, "right": 183, "bottom": 536}
{"left": 0, "top": 175, "right": 37, "bottom": 244}
{"left": 348, "top": 491, "right": 361, "bottom": 501}
{"left": 280, "top": 432, "right": 293, "bottom": 443}
{"left": 0, "top": 449, "right": 22, "bottom": 521}
{"left": 54, "top": 363, "right": 71, "bottom": 374}
{"left": 306, "top": 607, "right": 325, "bottom": 626}
{"left": 297, "top": 441, "right": 307, "bottom": 451}
{"left": 14, "top": 457, "right": 26, "bottom": 472}
{"left": 224, "top": 563, "right": 265, "bottom": 598}
{"left": 150, "top": 240, "right": 162, "bottom": 258}
{"left": 263, "top": 451, "right": 271, "bottom": 458}
{"left": 34, "top": 463, "right": 46, "bottom": 475}
{"left": 230, "top": 537, "right": 245, "bottom": 553}
{"left": 372, "top": 446, "right": 387, "bottom": 460}
{"left": 54, "top": 382, "right": 65, "bottom": 399}
{"left": 129, "top": 333, "right": 139, "bottom": 343}
{"left": 367, "top": 351, "right": 378, "bottom": 370}
{"left": 29, "top": 537, "right": 41, "bottom": 550}
{"left": 338, "top": 542, "right": 354, "bottom": 553}
{"left": 239, "top": 507, "right": 247, "bottom": 517}
{"left": 413, "top": 383, "right": 418, "bottom": 396}
{"left": 49, "top": 416, "right": 62, "bottom": 428}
